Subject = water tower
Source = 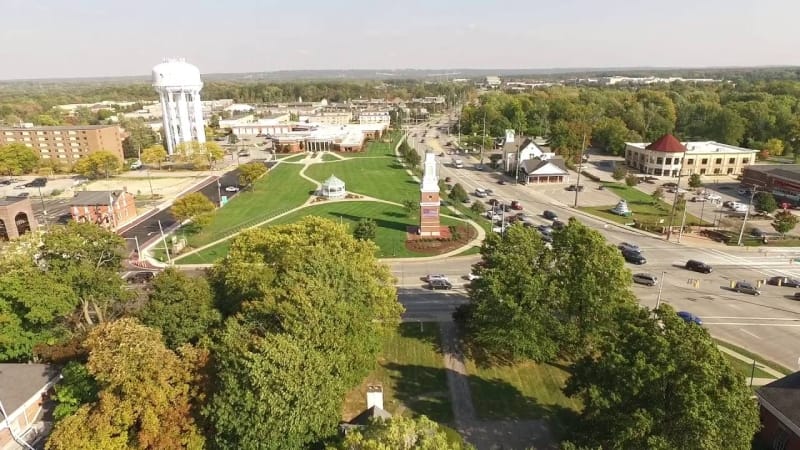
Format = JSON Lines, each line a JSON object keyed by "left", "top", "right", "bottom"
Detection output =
{"left": 152, "top": 58, "right": 206, "bottom": 155}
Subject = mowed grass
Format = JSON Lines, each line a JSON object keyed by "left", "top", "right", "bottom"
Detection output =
{"left": 183, "top": 163, "right": 314, "bottom": 248}
{"left": 465, "top": 359, "right": 581, "bottom": 421}
{"left": 580, "top": 182, "right": 707, "bottom": 227}
{"left": 342, "top": 323, "right": 452, "bottom": 423}
{"left": 304, "top": 157, "right": 420, "bottom": 204}
{"left": 337, "top": 131, "right": 402, "bottom": 158}
{"left": 723, "top": 354, "right": 776, "bottom": 380}
{"left": 320, "top": 153, "right": 341, "bottom": 162}
{"left": 279, "top": 153, "right": 306, "bottom": 162}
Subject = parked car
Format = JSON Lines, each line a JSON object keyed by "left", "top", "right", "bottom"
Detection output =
{"left": 26, "top": 177, "right": 48, "bottom": 187}
{"left": 487, "top": 198, "right": 501, "bottom": 206}
{"left": 126, "top": 271, "right": 155, "bottom": 284}
{"left": 474, "top": 188, "right": 488, "bottom": 198}
{"left": 750, "top": 228, "right": 766, "bottom": 237}
{"left": 768, "top": 277, "right": 800, "bottom": 288}
{"left": 551, "top": 219, "right": 565, "bottom": 230}
{"left": 685, "top": 259, "right": 712, "bottom": 273}
{"left": 793, "top": 292, "right": 800, "bottom": 301}
{"left": 543, "top": 210, "right": 558, "bottom": 220}
{"left": 0, "top": 179, "right": 11, "bottom": 186}
{"left": 734, "top": 281, "right": 761, "bottom": 296}
{"left": 618, "top": 242, "right": 640, "bottom": 253}
{"left": 632, "top": 273, "right": 658, "bottom": 286}
{"left": 485, "top": 211, "right": 502, "bottom": 221}
{"left": 429, "top": 279, "right": 453, "bottom": 290}
{"left": 444, "top": 177, "right": 452, "bottom": 183}
{"left": 130, "top": 160, "right": 143, "bottom": 170}
{"left": 425, "top": 274, "right": 449, "bottom": 282}
{"left": 621, "top": 248, "right": 647, "bottom": 264}
{"left": 663, "top": 182, "right": 678, "bottom": 188}
{"left": 677, "top": 311, "right": 703, "bottom": 325}
{"left": 13, "top": 192, "right": 29, "bottom": 198}
{"left": 565, "top": 184, "right": 584, "bottom": 192}
{"left": 537, "top": 225, "right": 553, "bottom": 236}
{"left": 225, "top": 186, "right": 240, "bottom": 192}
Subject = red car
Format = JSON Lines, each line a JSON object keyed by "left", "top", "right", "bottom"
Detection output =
{"left": 511, "top": 201, "right": 523, "bottom": 210}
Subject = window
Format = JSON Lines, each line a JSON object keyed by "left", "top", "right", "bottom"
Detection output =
{"left": 674, "top": 158, "right": 681, "bottom": 165}
{"left": 36, "top": 131, "right": 44, "bottom": 136}
{"left": 700, "top": 168, "right": 707, "bottom": 174}
{"left": 665, "top": 158, "right": 672, "bottom": 165}
{"left": 714, "top": 168, "right": 721, "bottom": 174}
{"left": 715, "top": 158, "right": 722, "bottom": 164}
{"left": 21, "top": 131, "right": 29, "bottom": 136}
{"left": 701, "top": 158, "right": 708, "bottom": 164}
{"left": 656, "top": 157, "right": 663, "bottom": 164}
{"left": 743, "top": 158, "right": 750, "bottom": 164}
{"left": 727, "top": 168, "right": 734, "bottom": 174}
{"left": 68, "top": 131, "right": 77, "bottom": 135}
{"left": 729, "top": 158, "right": 735, "bottom": 164}
{"left": 3, "top": 132, "right": 12, "bottom": 136}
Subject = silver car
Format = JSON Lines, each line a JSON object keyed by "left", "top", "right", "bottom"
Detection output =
{"left": 734, "top": 281, "right": 761, "bottom": 296}
{"left": 632, "top": 273, "right": 658, "bottom": 286}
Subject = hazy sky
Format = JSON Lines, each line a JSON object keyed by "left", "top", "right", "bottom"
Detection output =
{"left": 1, "top": 0, "right": 798, "bottom": 79}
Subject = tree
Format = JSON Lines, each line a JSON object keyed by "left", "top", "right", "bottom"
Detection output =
{"left": 624, "top": 174, "right": 638, "bottom": 187}
{"left": 237, "top": 162, "right": 267, "bottom": 189}
{"left": 353, "top": 218, "right": 377, "bottom": 241}
{"left": 763, "top": 138, "right": 785, "bottom": 156}
{"left": 611, "top": 164, "right": 626, "bottom": 181}
{"left": 754, "top": 191, "right": 778, "bottom": 214}
{"left": 330, "top": 415, "right": 473, "bottom": 450}
{"left": 564, "top": 305, "right": 759, "bottom": 450}
{"left": 140, "top": 144, "right": 167, "bottom": 169}
{"left": 450, "top": 183, "right": 469, "bottom": 203}
{"left": 138, "top": 268, "right": 221, "bottom": 349}
{"left": 651, "top": 187, "right": 665, "bottom": 205}
{"left": 404, "top": 148, "right": 421, "bottom": 169}
{"left": 46, "top": 319, "right": 206, "bottom": 450}
{"left": 470, "top": 200, "right": 486, "bottom": 215}
{"left": 72, "top": 151, "right": 121, "bottom": 179}
{"left": 402, "top": 199, "right": 419, "bottom": 218}
{"left": 175, "top": 142, "right": 225, "bottom": 169}
{"left": 51, "top": 362, "right": 98, "bottom": 422}
{"left": 772, "top": 210, "right": 799, "bottom": 237}
{"left": 688, "top": 173, "right": 703, "bottom": 188}
{"left": 708, "top": 107, "right": 746, "bottom": 145}
{"left": 592, "top": 117, "right": 631, "bottom": 156}
{"left": 205, "top": 218, "right": 403, "bottom": 448}
{"left": 171, "top": 192, "right": 215, "bottom": 226}
{"left": 120, "top": 118, "right": 159, "bottom": 159}
{"left": 0, "top": 143, "right": 39, "bottom": 175}
{"left": 228, "top": 133, "right": 239, "bottom": 145}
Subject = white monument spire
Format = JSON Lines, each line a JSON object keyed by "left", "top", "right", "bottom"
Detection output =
{"left": 421, "top": 152, "right": 438, "bottom": 192}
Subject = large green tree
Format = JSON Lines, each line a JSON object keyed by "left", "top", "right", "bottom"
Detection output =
{"left": 237, "top": 162, "right": 268, "bottom": 189}
{"left": 140, "top": 144, "right": 168, "bottom": 169}
{"left": 592, "top": 117, "right": 632, "bottom": 156}
{"left": 205, "top": 218, "right": 403, "bottom": 448}
{"left": 0, "top": 143, "right": 39, "bottom": 175}
{"left": 120, "top": 118, "right": 160, "bottom": 159}
{"left": 329, "top": 415, "right": 473, "bottom": 450}
{"left": 564, "top": 305, "right": 759, "bottom": 450}
{"left": 46, "top": 319, "right": 206, "bottom": 450}
{"left": 139, "top": 268, "right": 221, "bottom": 349}
{"left": 72, "top": 151, "right": 122, "bottom": 179}
{"left": 172, "top": 192, "right": 216, "bottom": 225}
{"left": 754, "top": 191, "right": 778, "bottom": 214}
{"left": 772, "top": 210, "right": 799, "bottom": 237}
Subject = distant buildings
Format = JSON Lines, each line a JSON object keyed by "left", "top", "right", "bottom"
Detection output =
{"left": 742, "top": 165, "right": 800, "bottom": 202}
{"left": 600, "top": 75, "right": 722, "bottom": 85}
{"left": 625, "top": 134, "right": 757, "bottom": 177}
{"left": 69, "top": 190, "right": 137, "bottom": 230}
{"left": 484, "top": 76, "right": 502, "bottom": 89}
{"left": 356, "top": 111, "right": 391, "bottom": 125}
{"left": 0, "top": 124, "right": 125, "bottom": 164}
{"left": 152, "top": 58, "right": 206, "bottom": 155}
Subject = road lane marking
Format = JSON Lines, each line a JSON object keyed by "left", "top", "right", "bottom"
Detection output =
{"left": 704, "top": 323, "right": 800, "bottom": 327}
{"left": 739, "top": 328, "right": 762, "bottom": 339}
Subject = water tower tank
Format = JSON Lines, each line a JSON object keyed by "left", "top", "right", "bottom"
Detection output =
{"left": 152, "top": 59, "right": 203, "bottom": 89}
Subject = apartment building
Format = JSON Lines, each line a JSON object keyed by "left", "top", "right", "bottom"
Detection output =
{"left": 0, "top": 125, "right": 125, "bottom": 164}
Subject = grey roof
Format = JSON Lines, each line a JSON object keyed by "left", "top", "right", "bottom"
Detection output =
{"left": 0, "top": 125, "right": 116, "bottom": 131}
{"left": 0, "top": 364, "right": 60, "bottom": 413}
{"left": 759, "top": 372, "right": 800, "bottom": 427}
{"left": 520, "top": 157, "right": 568, "bottom": 175}
{"left": 745, "top": 164, "right": 800, "bottom": 176}
{"left": 503, "top": 137, "right": 532, "bottom": 155}
{"left": 0, "top": 196, "right": 29, "bottom": 207}
{"left": 347, "top": 405, "right": 392, "bottom": 426}
{"left": 70, "top": 190, "right": 123, "bottom": 206}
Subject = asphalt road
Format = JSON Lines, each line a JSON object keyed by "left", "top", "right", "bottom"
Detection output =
{"left": 401, "top": 120, "right": 800, "bottom": 370}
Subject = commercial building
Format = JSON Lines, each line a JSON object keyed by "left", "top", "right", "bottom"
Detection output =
{"left": 742, "top": 165, "right": 800, "bottom": 201}
{"left": 757, "top": 372, "right": 800, "bottom": 450}
{"left": 520, "top": 158, "right": 570, "bottom": 184}
{"left": 302, "top": 112, "right": 353, "bottom": 126}
{"left": 152, "top": 58, "right": 206, "bottom": 155}
{"left": 69, "top": 190, "right": 137, "bottom": 230}
{"left": 0, "top": 124, "right": 124, "bottom": 164}
{"left": 625, "top": 134, "right": 757, "bottom": 177}
{"left": 356, "top": 111, "right": 391, "bottom": 125}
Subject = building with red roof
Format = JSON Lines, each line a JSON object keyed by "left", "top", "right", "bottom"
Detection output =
{"left": 625, "top": 134, "right": 757, "bottom": 177}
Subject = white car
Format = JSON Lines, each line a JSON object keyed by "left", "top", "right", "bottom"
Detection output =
{"left": 426, "top": 274, "right": 448, "bottom": 282}
{"left": 225, "top": 186, "right": 240, "bottom": 193}
{"left": 130, "top": 160, "right": 142, "bottom": 170}
{"left": 467, "top": 273, "right": 481, "bottom": 281}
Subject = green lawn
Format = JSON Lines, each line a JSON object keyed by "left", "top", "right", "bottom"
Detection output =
{"left": 465, "top": 359, "right": 581, "bottom": 421}
{"left": 454, "top": 246, "right": 482, "bottom": 256}
{"left": 714, "top": 339, "right": 792, "bottom": 375}
{"left": 181, "top": 163, "right": 314, "bottom": 249}
{"left": 304, "top": 157, "right": 419, "bottom": 204}
{"left": 279, "top": 153, "right": 306, "bottom": 162}
{"left": 580, "top": 182, "right": 708, "bottom": 228}
{"left": 178, "top": 201, "right": 466, "bottom": 263}
{"left": 723, "top": 354, "right": 776, "bottom": 380}
{"left": 320, "top": 153, "right": 341, "bottom": 162}
{"left": 337, "top": 131, "right": 402, "bottom": 158}
{"left": 342, "top": 323, "right": 452, "bottom": 423}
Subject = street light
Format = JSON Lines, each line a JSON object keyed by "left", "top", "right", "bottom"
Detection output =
{"left": 124, "top": 236, "right": 141, "bottom": 260}
{"left": 36, "top": 185, "right": 48, "bottom": 228}
{"left": 737, "top": 187, "right": 759, "bottom": 246}
{"left": 573, "top": 133, "right": 588, "bottom": 208}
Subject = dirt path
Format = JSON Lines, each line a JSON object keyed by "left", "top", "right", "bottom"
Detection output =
{"left": 439, "top": 321, "right": 555, "bottom": 450}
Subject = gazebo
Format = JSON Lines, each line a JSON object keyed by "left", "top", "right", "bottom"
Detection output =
{"left": 321, "top": 175, "right": 346, "bottom": 198}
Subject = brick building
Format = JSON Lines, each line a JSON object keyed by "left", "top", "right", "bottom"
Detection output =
{"left": 69, "top": 190, "right": 137, "bottom": 230}
{"left": 757, "top": 371, "right": 800, "bottom": 450}
{"left": 0, "top": 125, "right": 125, "bottom": 165}
{"left": 742, "top": 165, "right": 800, "bottom": 202}
{"left": 0, "top": 196, "right": 37, "bottom": 240}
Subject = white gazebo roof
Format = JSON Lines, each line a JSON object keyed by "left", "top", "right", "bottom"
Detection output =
{"left": 322, "top": 175, "right": 345, "bottom": 189}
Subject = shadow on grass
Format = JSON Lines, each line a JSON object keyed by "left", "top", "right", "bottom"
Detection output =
{"left": 336, "top": 212, "right": 410, "bottom": 233}
{"left": 383, "top": 363, "right": 453, "bottom": 423}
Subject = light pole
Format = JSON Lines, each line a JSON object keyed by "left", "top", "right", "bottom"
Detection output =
{"left": 158, "top": 219, "right": 172, "bottom": 265}
{"left": 216, "top": 178, "right": 223, "bottom": 207}
{"left": 666, "top": 164, "right": 686, "bottom": 241}
{"left": 573, "top": 133, "right": 588, "bottom": 208}
{"left": 36, "top": 185, "right": 48, "bottom": 228}
{"left": 737, "top": 187, "right": 758, "bottom": 246}
{"left": 655, "top": 271, "right": 666, "bottom": 310}
{"left": 124, "top": 236, "right": 141, "bottom": 260}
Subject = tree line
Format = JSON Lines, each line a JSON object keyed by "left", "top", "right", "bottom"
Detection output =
{"left": 458, "top": 81, "right": 800, "bottom": 161}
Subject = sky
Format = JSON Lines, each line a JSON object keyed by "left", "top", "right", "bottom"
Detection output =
{"left": 0, "top": 0, "right": 798, "bottom": 80}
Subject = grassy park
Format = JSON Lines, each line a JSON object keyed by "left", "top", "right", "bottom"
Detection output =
{"left": 342, "top": 323, "right": 452, "bottom": 423}
{"left": 580, "top": 182, "right": 707, "bottom": 228}
{"left": 304, "top": 157, "right": 420, "bottom": 204}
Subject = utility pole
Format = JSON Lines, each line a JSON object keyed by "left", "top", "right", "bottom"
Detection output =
{"left": 737, "top": 187, "right": 758, "bottom": 246}
{"left": 158, "top": 219, "right": 172, "bottom": 265}
{"left": 666, "top": 168, "right": 686, "bottom": 241}
{"left": 36, "top": 185, "right": 48, "bottom": 228}
{"left": 480, "top": 114, "right": 486, "bottom": 167}
{"left": 655, "top": 271, "right": 666, "bottom": 310}
{"left": 677, "top": 197, "right": 689, "bottom": 243}
{"left": 573, "top": 132, "right": 588, "bottom": 208}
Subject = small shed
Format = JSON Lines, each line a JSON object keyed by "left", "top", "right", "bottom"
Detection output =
{"left": 321, "top": 175, "right": 346, "bottom": 198}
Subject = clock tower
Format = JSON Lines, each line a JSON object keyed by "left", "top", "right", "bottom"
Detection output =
{"left": 419, "top": 152, "right": 441, "bottom": 236}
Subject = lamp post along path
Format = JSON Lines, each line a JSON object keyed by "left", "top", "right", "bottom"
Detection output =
{"left": 573, "top": 133, "right": 587, "bottom": 208}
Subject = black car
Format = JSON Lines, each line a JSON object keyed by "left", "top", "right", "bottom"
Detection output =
{"left": 126, "top": 271, "right": 156, "bottom": 284}
{"left": 552, "top": 219, "right": 565, "bottom": 230}
{"left": 543, "top": 210, "right": 558, "bottom": 220}
{"left": 685, "top": 259, "right": 712, "bottom": 273}
{"left": 768, "top": 277, "right": 800, "bottom": 288}
{"left": 0, "top": 179, "right": 11, "bottom": 186}
{"left": 621, "top": 248, "right": 646, "bottom": 264}
{"left": 429, "top": 279, "right": 453, "bottom": 290}
{"left": 565, "top": 184, "right": 584, "bottom": 192}
{"left": 26, "top": 177, "right": 47, "bottom": 188}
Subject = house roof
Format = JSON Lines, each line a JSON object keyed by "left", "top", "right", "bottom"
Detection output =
{"left": 322, "top": 175, "right": 345, "bottom": 188}
{"left": 645, "top": 134, "right": 687, "bottom": 153}
{"left": 0, "top": 196, "right": 30, "bottom": 207}
{"left": 758, "top": 372, "right": 800, "bottom": 429}
{"left": 0, "top": 364, "right": 60, "bottom": 413}
{"left": 69, "top": 190, "right": 123, "bottom": 206}
{"left": 521, "top": 157, "right": 569, "bottom": 175}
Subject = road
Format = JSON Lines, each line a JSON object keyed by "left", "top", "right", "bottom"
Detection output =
{"left": 398, "top": 117, "right": 800, "bottom": 370}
